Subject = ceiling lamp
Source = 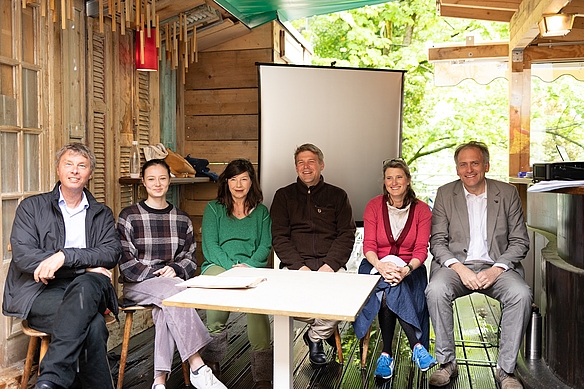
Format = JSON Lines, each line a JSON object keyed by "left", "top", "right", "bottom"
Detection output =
{"left": 538, "top": 14, "right": 575, "bottom": 37}
{"left": 136, "top": 28, "right": 158, "bottom": 71}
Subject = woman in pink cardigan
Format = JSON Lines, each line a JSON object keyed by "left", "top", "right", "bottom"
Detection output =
{"left": 354, "top": 158, "right": 436, "bottom": 381}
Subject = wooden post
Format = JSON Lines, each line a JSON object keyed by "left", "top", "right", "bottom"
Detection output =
{"left": 508, "top": 51, "right": 531, "bottom": 177}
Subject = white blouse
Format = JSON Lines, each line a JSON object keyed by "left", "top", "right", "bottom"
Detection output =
{"left": 387, "top": 201, "right": 411, "bottom": 239}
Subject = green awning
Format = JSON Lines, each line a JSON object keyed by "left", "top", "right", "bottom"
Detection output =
{"left": 215, "top": 0, "right": 391, "bottom": 28}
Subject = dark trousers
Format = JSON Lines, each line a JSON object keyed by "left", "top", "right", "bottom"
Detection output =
{"left": 378, "top": 292, "right": 419, "bottom": 355}
{"left": 28, "top": 273, "right": 114, "bottom": 389}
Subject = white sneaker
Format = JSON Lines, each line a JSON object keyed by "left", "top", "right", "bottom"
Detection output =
{"left": 190, "top": 365, "right": 227, "bottom": 389}
{"left": 152, "top": 385, "right": 166, "bottom": 389}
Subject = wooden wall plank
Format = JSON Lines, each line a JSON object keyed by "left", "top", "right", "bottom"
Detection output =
{"left": 198, "top": 22, "right": 251, "bottom": 52}
{"left": 179, "top": 22, "right": 288, "bottom": 243}
{"left": 201, "top": 22, "right": 271, "bottom": 52}
{"left": 182, "top": 200, "right": 212, "bottom": 218}
{"left": 184, "top": 89, "right": 258, "bottom": 115}
{"left": 184, "top": 140, "right": 258, "bottom": 163}
{"left": 185, "top": 114, "right": 257, "bottom": 141}
{"left": 182, "top": 182, "right": 218, "bottom": 200}
{"left": 183, "top": 49, "right": 272, "bottom": 89}
{"left": 197, "top": 19, "right": 235, "bottom": 37}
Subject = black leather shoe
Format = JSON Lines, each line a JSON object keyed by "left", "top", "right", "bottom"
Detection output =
{"left": 303, "top": 332, "right": 327, "bottom": 366}
{"left": 34, "top": 381, "right": 57, "bottom": 389}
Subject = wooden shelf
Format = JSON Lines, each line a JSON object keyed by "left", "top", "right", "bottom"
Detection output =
{"left": 509, "top": 177, "right": 532, "bottom": 185}
{"left": 119, "top": 177, "right": 210, "bottom": 185}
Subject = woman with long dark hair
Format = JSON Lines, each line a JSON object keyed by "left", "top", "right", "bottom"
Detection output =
{"left": 201, "top": 159, "right": 272, "bottom": 389}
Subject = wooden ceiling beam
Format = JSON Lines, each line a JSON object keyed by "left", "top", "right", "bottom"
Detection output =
{"left": 509, "top": 0, "right": 572, "bottom": 51}
{"left": 156, "top": 0, "right": 207, "bottom": 22}
{"left": 428, "top": 43, "right": 509, "bottom": 61}
{"left": 439, "top": 5, "right": 514, "bottom": 22}
{"left": 525, "top": 43, "right": 584, "bottom": 62}
{"left": 562, "top": 0, "right": 584, "bottom": 14}
{"left": 440, "top": 0, "right": 521, "bottom": 12}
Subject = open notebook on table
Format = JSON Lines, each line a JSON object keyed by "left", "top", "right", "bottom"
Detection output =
{"left": 177, "top": 275, "right": 267, "bottom": 289}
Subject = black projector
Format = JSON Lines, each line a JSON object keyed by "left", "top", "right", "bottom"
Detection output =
{"left": 532, "top": 162, "right": 584, "bottom": 182}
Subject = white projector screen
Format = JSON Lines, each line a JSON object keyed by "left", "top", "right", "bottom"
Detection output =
{"left": 258, "top": 64, "right": 404, "bottom": 224}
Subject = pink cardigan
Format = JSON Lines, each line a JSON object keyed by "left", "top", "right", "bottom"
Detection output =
{"left": 362, "top": 195, "right": 432, "bottom": 264}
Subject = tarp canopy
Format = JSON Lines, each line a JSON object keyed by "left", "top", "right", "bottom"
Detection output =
{"left": 215, "top": 0, "right": 390, "bottom": 28}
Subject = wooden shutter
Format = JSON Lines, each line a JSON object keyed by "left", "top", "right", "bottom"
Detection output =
{"left": 87, "top": 23, "right": 108, "bottom": 204}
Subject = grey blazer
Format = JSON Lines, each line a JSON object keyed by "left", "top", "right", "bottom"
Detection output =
{"left": 430, "top": 178, "right": 529, "bottom": 274}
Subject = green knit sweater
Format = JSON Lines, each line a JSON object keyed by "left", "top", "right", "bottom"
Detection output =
{"left": 201, "top": 200, "right": 272, "bottom": 273}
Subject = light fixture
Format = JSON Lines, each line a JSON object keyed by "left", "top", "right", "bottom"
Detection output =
{"left": 538, "top": 14, "right": 575, "bottom": 37}
{"left": 136, "top": 28, "right": 158, "bottom": 71}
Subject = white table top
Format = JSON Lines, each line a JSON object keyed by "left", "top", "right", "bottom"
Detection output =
{"left": 163, "top": 267, "right": 380, "bottom": 321}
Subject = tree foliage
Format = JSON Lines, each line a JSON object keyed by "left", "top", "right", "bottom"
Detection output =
{"left": 531, "top": 75, "right": 584, "bottom": 162}
{"left": 292, "top": 0, "right": 514, "bottom": 196}
{"left": 292, "top": 1, "right": 584, "bottom": 197}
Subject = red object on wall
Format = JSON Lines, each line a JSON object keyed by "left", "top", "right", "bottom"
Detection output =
{"left": 136, "top": 28, "right": 158, "bottom": 71}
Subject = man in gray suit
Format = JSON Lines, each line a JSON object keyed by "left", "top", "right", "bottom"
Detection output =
{"left": 426, "top": 141, "right": 532, "bottom": 389}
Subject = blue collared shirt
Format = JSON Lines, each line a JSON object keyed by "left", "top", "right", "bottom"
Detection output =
{"left": 58, "top": 187, "right": 89, "bottom": 248}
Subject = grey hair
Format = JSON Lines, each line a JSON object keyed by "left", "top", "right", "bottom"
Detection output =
{"left": 454, "top": 141, "right": 490, "bottom": 165}
{"left": 55, "top": 143, "right": 97, "bottom": 171}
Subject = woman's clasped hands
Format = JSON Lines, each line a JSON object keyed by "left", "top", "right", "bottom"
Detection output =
{"left": 377, "top": 261, "right": 405, "bottom": 286}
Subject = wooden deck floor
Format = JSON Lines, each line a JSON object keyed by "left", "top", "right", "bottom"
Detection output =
{"left": 103, "top": 293, "right": 503, "bottom": 389}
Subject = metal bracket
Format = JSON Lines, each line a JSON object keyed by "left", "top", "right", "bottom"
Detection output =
{"left": 512, "top": 50, "right": 524, "bottom": 63}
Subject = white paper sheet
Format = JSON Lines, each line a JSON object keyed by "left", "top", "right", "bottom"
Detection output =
{"left": 177, "top": 275, "right": 267, "bottom": 289}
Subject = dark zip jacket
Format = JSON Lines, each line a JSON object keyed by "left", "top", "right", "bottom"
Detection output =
{"left": 2, "top": 183, "right": 122, "bottom": 319}
{"left": 270, "top": 176, "right": 356, "bottom": 271}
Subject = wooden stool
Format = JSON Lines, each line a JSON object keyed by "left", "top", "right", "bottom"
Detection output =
{"left": 20, "top": 315, "right": 117, "bottom": 389}
{"left": 117, "top": 305, "right": 190, "bottom": 389}
{"left": 20, "top": 321, "right": 50, "bottom": 389}
{"left": 359, "top": 326, "right": 372, "bottom": 369}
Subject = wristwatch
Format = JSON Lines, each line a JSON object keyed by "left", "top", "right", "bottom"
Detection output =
{"left": 405, "top": 264, "right": 413, "bottom": 275}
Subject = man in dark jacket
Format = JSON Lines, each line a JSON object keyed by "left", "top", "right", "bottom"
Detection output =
{"left": 3, "top": 143, "right": 122, "bottom": 389}
{"left": 270, "top": 143, "right": 356, "bottom": 366}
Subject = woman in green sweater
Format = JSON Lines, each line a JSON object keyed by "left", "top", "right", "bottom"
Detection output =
{"left": 201, "top": 158, "right": 272, "bottom": 389}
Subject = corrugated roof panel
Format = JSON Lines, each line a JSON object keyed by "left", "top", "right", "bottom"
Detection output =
{"left": 215, "top": 0, "right": 391, "bottom": 28}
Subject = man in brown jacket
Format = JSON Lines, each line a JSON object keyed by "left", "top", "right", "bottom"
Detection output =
{"left": 270, "top": 143, "right": 356, "bottom": 366}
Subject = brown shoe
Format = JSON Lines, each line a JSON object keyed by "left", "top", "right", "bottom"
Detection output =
{"left": 429, "top": 361, "right": 458, "bottom": 387}
{"left": 495, "top": 368, "right": 523, "bottom": 389}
